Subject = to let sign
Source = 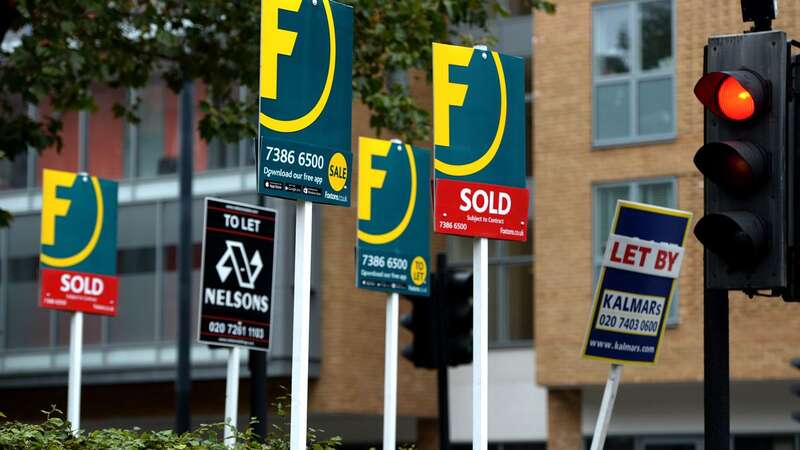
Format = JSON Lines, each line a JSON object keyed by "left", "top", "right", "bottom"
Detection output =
{"left": 356, "top": 137, "right": 431, "bottom": 297}
{"left": 432, "top": 43, "right": 529, "bottom": 241}
{"left": 582, "top": 201, "right": 692, "bottom": 365}
{"left": 197, "top": 198, "right": 277, "bottom": 351}
{"left": 39, "top": 169, "right": 119, "bottom": 315}
{"left": 258, "top": 0, "right": 354, "bottom": 206}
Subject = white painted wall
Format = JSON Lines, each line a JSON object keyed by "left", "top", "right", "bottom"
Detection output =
{"left": 582, "top": 381, "right": 800, "bottom": 436}
{"left": 449, "top": 348, "right": 548, "bottom": 443}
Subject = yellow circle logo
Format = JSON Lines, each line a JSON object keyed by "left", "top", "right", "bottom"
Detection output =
{"left": 410, "top": 256, "right": 427, "bottom": 286}
{"left": 328, "top": 152, "right": 348, "bottom": 192}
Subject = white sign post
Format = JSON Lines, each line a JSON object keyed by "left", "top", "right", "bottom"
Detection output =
{"left": 224, "top": 347, "right": 241, "bottom": 446}
{"left": 473, "top": 237, "right": 489, "bottom": 450}
{"left": 589, "top": 364, "right": 623, "bottom": 450}
{"left": 383, "top": 292, "right": 400, "bottom": 450}
{"left": 290, "top": 200, "right": 313, "bottom": 450}
{"left": 67, "top": 310, "right": 83, "bottom": 432}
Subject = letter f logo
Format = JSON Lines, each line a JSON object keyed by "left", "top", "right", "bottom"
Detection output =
{"left": 433, "top": 43, "right": 473, "bottom": 147}
{"left": 41, "top": 170, "right": 76, "bottom": 246}
{"left": 358, "top": 137, "right": 390, "bottom": 221}
{"left": 261, "top": 0, "right": 303, "bottom": 100}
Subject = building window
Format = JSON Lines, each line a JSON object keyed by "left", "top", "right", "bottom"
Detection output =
{"left": 451, "top": 443, "right": 545, "bottom": 450}
{"left": 121, "top": 81, "right": 255, "bottom": 178}
{"left": 447, "top": 225, "right": 534, "bottom": 346}
{"left": 0, "top": 155, "right": 29, "bottom": 191}
{"left": 593, "top": 0, "right": 675, "bottom": 146}
{"left": 586, "top": 435, "right": 800, "bottom": 450}
{"left": 124, "top": 79, "right": 175, "bottom": 178}
{"left": 0, "top": 99, "right": 32, "bottom": 192}
{"left": 593, "top": 178, "right": 680, "bottom": 326}
{"left": 733, "top": 435, "right": 797, "bottom": 450}
{"left": 500, "top": 0, "right": 534, "bottom": 16}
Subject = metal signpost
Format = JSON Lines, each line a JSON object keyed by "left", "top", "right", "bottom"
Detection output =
{"left": 38, "top": 168, "right": 119, "bottom": 432}
{"left": 197, "top": 197, "right": 277, "bottom": 445}
{"left": 582, "top": 201, "right": 692, "bottom": 450}
{"left": 258, "top": 1, "right": 353, "bottom": 449}
{"left": 355, "top": 137, "right": 431, "bottom": 449}
{"left": 431, "top": 42, "right": 528, "bottom": 450}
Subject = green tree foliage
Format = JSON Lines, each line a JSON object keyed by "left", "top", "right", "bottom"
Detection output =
{"left": 0, "top": 0, "right": 554, "bottom": 222}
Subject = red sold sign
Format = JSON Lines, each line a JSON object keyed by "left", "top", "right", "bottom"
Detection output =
{"left": 40, "top": 269, "right": 119, "bottom": 315}
{"left": 434, "top": 179, "right": 528, "bottom": 241}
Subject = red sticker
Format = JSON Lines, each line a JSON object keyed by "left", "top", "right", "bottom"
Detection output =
{"left": 39, "top": 268, "right": 119, "bottom": 316}
{"left": 434, "top": 179, "right": 528, "bottom": 241}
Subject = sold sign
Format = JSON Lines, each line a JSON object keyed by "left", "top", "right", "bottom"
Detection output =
{"left": 39, "top": 169, "right": 119, "bottom": 316}
{"left": 432, "top": 43, "right": 529, "bottom": 241}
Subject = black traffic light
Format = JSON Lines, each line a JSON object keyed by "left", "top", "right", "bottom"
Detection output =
{"left": 442, "top": 269, "right": 473, "bottom": 367}
{"left": 791, "top": 358, "right": 800, "bottom": 422}
{"left": 401, "top": 293, "right": 438, "bottom": 369}
{"left": 693, "top": 30, "right": 790, "bottom": 294}
{"left": 401, "top": 254, "right": 474, "bottom": 369}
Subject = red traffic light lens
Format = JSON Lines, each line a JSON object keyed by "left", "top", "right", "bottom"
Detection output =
{"left": 717, "top": 77, "right": 756, "bottom": 121}
{"left": 694, "top": 70, "right": 767, "bottom": 121}
{"left": 719, "top": 151, "right": 755, "bottom": 191}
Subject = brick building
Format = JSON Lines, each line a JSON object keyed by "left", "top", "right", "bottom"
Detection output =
{"left": 534, "top": 0, "right": 800, "bottom": 449}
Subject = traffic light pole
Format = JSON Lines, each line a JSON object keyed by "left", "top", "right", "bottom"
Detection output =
{"left": 249, "top": 350, "right": 268, "bottom": 440}
{"left": 175, "top": 77, "right": 194, "bottom": 435}
{"left": 704, "top": 288, "right": 730, "bottom": 450}
{"left": 435, "top": 253, "right": 450, "bottom": 450}
{"left": 251, "top": 189, "right": 268, "bottom": 442}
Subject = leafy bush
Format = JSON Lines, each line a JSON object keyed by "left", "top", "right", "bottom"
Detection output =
{"left": 0, "top": 401, "right": 343, "bottom": 450}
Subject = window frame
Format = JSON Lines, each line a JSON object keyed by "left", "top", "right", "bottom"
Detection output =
{"left": 592, "top": 0, "right": 677, "bottom": 148}
{"left": 447, "top": 252, "right": 534, "bottom": 349}
{"left": 592, "top": 177, "right": 680, "bottom": 327}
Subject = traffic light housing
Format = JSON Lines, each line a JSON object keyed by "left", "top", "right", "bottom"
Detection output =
{"left": 401, "top": 292, "right": 438, "bottom": 369}
{"left": 791, "top": 358, "right": 800, "bottom": 422}
{"left": 443, "top": 270, "right": 473, "bottom": 367}
{"left": 400, "top": 255, "right": 474, "bottom": 369}
{"left": 693, "top": 30, "right": 790, "bottom": 293}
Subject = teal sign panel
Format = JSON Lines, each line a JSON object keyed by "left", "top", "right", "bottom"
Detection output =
{"left": 356, "top": 137, "right": 431, "bottom": 297}
{"left": 39, "top": 169, "right": 118, "bottom": 276}
{"left": 258, "top": 0, "right": 353, "bottom": 206}
{"left": 432, "top": 43, "right": 526, "bottom": 188}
